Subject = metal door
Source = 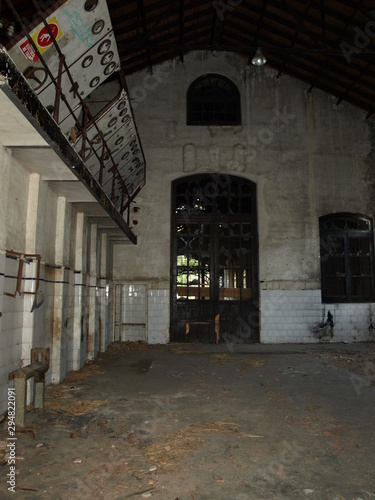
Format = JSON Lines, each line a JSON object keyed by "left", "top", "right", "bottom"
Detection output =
{"left": 170, "top": 174, "right": 259, "bottom": 343}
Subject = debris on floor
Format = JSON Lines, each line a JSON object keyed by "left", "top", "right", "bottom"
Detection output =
{"left": 143, "top": 421, "right": 240, "bottom": 468}
{"left": 1, "top": 342, "right": 375, "bottom": 499}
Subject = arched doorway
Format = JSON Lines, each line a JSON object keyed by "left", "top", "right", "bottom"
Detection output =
{"left": 170, "top": 174, "right": 259, "bottom": 343}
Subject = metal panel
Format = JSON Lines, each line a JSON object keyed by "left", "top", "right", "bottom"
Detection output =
{"left": 0, "top": 49, "right": 137, "bottom": 243}
{"left": 8, "top": 0, "right": 118, "bottom": 98}
{"left": 36, "top": 31, "right": 119, "bottom": 127}
{"left": 5, "top": 0, "right": 146, "bottom": 216}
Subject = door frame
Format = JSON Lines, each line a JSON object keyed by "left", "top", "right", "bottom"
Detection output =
{"left": 170, "top": 173, "right": 259, "bottom": 343}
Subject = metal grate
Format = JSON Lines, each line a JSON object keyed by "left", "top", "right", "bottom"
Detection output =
{"left": 320, "top": 213, "right": 375, "bottom": 303}
{"left": 186, "top": 74, "right": 241, "bottom": 126}
{"left": 3, "top": 0, "right": 145, "bottom": 217}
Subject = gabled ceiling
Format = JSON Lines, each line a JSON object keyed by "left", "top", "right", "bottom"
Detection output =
{"left": 107, "top": 0, "right": 375, "bottom": 117}
{"left": 1, "top": 1, "right": 375, "bottom": 115}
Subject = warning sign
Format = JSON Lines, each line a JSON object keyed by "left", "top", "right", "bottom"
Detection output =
{"left": 32, "top": 17, "right": 63, "bottom": 52}
{"left": 19, "top": 16, "right": 63, "bottom": 61}
{"left": 20, "top": 40, "right": 39, "bottom": 62}
{"left": 35, "top": 22, "right": 60, "bottom": 48}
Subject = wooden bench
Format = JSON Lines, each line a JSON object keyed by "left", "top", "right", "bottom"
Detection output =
{"left": 181, "top": 314, "right": 220, "bottom": 344}
{"left": 9, "top": 348, "right": 50, "bottom": 427}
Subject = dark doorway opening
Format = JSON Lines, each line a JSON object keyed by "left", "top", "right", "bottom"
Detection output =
{"left": 170, "top": 174, "right": 259, "bottom": 343}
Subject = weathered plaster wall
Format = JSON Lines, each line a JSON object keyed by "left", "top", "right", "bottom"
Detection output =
{"left": 3, "top": 150, "right": 29, "bottom": 252}
{"left": 112, "top": 51, "right": 375, "bottom": 344}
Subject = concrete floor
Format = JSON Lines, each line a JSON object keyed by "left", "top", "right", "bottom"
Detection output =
{"left": 1, "top": 341, "right": 375, "bottom": 499}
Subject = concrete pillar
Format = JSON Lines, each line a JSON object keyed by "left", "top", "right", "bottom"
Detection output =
{"left": 304, "top": 92, "right": 319, "bottom": 277}
{"left": 75, "top": 212, "right": 85, "bottom": 271}
{"left": 72, "top": 213, "right": 86, "bottom": 370}
{"left": 99, "top": 232, "right": 110, "bottom": 350}
{"left": 21, "top": 173, "right": 42, "bottom": 384}
{"left": 0, "top": 144, "right": 11, "bottom": 251}
{"left": 25, "top": 173, "right": 40, "bottom": 254}
{"left": 0, "top": 145, "right": 11, "bottom": 358}
{"left": 90, "top": 224, "right": 98, "bottom": 275}
{"left": 88, "top": 224, "right": 98, "bottom": 360}
{"left": 51, "top": 197, "right": 69, "bottom": 383}
{"left": 100, "top": 232, "right": 108, "bottom": 277}
{"left": 55, "top": 197, "right": 67, "bottom": 266}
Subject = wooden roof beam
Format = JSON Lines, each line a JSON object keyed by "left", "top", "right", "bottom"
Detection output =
{"left": 179, "top": 0, "right": 184, "bottom": 63}
{"left": 308, "top": 3, "right": 360, "bottom": 92}
{"left": 320, "top": 0, "right": 327, "bottom": 48}
{"left": 139, "top": 0, "right": 152, "bottom": 70}
{"left": 276, "top": 0, "right": 312, "bottom": 78}
{"left": 336, "top": 62, "right": 371, "bottom": 105}
{"left": 248, "top": 0, "right": 268, "bottom": 65}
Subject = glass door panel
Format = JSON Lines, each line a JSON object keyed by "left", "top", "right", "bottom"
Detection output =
{"left": 176, "top": 222, "right": 211, "bottom": 300}
{"left": 218, "top": 222, "right": 252, "bottom": 300}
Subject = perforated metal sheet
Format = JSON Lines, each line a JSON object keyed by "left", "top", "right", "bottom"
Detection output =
{"left": 7, "top": 0, "right": 145, "bottom": 214}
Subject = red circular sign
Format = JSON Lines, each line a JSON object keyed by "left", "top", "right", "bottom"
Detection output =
{"left": 37, "top": 23, "right": 59, "bottom": 48}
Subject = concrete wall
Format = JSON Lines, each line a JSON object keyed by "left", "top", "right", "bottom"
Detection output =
{"left": 0, "top": 143, "right": 113, "bottom": 415}
{"left": 112, "top": 51, "right": 375, "bottom": 345}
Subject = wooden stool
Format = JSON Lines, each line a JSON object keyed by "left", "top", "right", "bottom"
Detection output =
{"left": 8, "top": 348, "right": 50, "bottom": 427}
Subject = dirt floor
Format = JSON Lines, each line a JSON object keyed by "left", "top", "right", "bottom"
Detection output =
{"left": 1, "top": 341, "right": 375, "bottom": 499}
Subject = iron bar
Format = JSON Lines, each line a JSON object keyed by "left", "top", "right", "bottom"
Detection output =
{"left": 5, "top": 0, "right": 131, "bottom": 210}
{"left": 0, "top": 49, "right": 137, "bottom": 243}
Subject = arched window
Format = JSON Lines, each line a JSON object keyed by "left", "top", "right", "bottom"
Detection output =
{"left": 320, "top": 213, "right": 375, "bottom": 302}
{"left": 187, "top": 74, "right": 241, "bottom": 126}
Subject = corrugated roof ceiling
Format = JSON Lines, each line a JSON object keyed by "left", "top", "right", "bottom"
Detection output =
{"left": 2, "top": 1, "right": 375, "bottom": 114}
{"left": 109, "top": 0, "right": 375, "bottom": 116}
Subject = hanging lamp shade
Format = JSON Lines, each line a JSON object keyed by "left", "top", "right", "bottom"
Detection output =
{"left": 251, "top": 47, "right": 267, "bottom": 66}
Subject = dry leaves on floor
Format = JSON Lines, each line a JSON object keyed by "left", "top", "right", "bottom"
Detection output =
{"left": 45, "top": 398, "right": 110, "bottom": 416}
{"left": 45, "top": 384, "right": 109, "bottom": 416}
{"left": 64, "top": 363, "right": 105, "bottom": 382}
{"left": 143, "top": 421, "right": 240, "bottom": 468}
{"left": 209, "top": 354, "right": 234, "bottom": 364}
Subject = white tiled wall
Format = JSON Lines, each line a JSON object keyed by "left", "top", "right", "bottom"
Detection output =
{"left": 324, "top": 303, "right": 375, "bottom": 343}
{"left": 72, "top": 271, "right": 89, "bottom": 371}
{"left": 121, "top": 284, "right": 146, "bottom": 323}
{"left": 88, "top": 275, "right": 100, "bottom": 360}
{"left": 98, "top": 278, "right": 111, "bottom": 352}
{"left": 1, "top": 255, "right": 30, "bottom": 408}
{"left": 119, "top": 284, "right": 147, "bottom": 342}
{"left": 0, "top": 253, "right": 113, "bottom": 415}
{"left": 261, "top": 289, "right": 375, "bottom": 343}
{"left": 50, "top": 267, "right": 72, "bottom": 384}
{"left": 148, "top": 289, "right": 169, "bottom": 344}
{"left": 121, "top": 325, "right": 147, "bottom": 342}
{"left": 114, "top": 285, "right": 169, "bottom": 344}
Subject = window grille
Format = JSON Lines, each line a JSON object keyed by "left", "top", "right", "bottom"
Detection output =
{"left": 320, "top": 213, "right": 375, "bottom": 303}
{"left": 187, "top": 74, "right": 241, "bottom": 126}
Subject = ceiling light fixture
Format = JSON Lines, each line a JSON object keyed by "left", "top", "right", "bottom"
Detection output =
{"left": 251, "top": 47, "right": 267, "bottom": 66}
